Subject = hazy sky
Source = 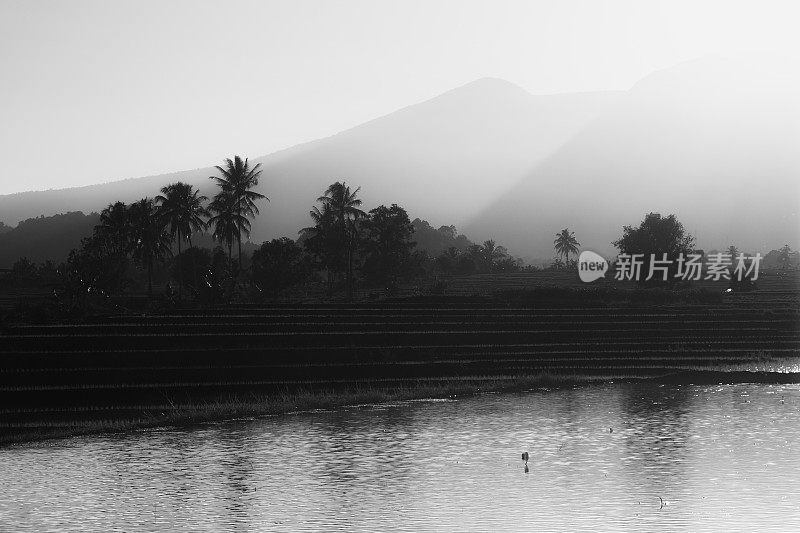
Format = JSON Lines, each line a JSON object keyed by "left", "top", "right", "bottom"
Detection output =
{"left": 1, "top": 0, "right": 799, "bottom": 195}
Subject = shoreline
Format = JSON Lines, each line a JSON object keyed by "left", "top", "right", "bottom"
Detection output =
{"left": 4, "top": 369, "right": 798, "bottom": 447}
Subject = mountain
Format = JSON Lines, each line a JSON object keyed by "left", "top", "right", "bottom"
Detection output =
{"left": 464, "top": 56, "right": 800, "bottom": 260}
{"left": 3, "top": 58, "right": 796, "bottom": 264}
{"left": 0, "top": 212, "right": 100, "bottom": 267}
{"left": 0, "top": 79, "right": 620, "bottom": 242}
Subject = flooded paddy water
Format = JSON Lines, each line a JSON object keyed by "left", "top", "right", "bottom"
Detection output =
{"left": 2, "top": 382, "right": 799, "bottom": 532}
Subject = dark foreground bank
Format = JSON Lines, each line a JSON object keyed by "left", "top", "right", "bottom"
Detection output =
{"left": 3, "top": 370, "right": 800, "bottom": 446}
{"left": 2, "top": 293, "right": 798, "bottom": 445}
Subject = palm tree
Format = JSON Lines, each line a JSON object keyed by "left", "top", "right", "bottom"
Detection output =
{"left": 209, "top": 156, "right": 268, "bottom": 269}
{"left": 316, "top": 181, "right": 365, "bottom": 299}
{"left": 128, "top": 198, "right": 172, "bottom": 296}
{"left": 480, "top": 239, "right": 507, "bottom": 270}
{"left": 301, "top": 203, "right": 340, "bottom": 292}
{"left": 554, "top": 228, "right": 580, "bottom": 265}
{"left": 98, "top": 201, "right": 130, "bottom": 256}
{"left": 208, "top": 190, "right": 251, "bottom": 264}
{"left": 155, "top": 182, "right": 209, "bottom": 297}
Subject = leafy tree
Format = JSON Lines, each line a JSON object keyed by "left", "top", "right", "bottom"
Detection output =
{"left": 209, "top": 156, "right": 268, "bottom": 269}
{"left": 554, "top": 228, "right": 580, "bottom": 264}
{"left": 197, "top": 247, "right": 235, "bottom": 305}
{"left": 11, "top": 257, "right": 38, "bottom": 280}
{"left": 612, "top": 213, "right": 695, "bottom": 285}
{"left": 128, "top": 198, "right": 172, "bottom": 296}
{"left": 778, "top": 244, "right": 792, "bottom": 270}
{"left": 251, "top": 237, "right": 312, "bottom": 296}
{"left": 360, "top": 204, "right": 415, "bottom": 285}
{"left": 461, "top": 240, "right": 508, "bottom": 273}
{"left": 455, "top": 250, "right": 478, "bottom": 275}
{"left": 172, "top": 246, "right": 211, "bottom": 294}
{"left": 410, "top": 219, "right": 472, "bottom": 256}
{"left": 493, "top": 256, "right": 521, "bottom": 273}
{"left": 435, "top": 247, "right": 462, "bottom": 274}
{"left": 61, "top": 229, "right": 130, "bottom": 302}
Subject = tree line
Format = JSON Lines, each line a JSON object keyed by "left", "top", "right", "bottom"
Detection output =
{"left": 20, "top": 155, "right": 526, "bottom": 308}
{"left": 7, "top": 157, "right": 791, "bottom": 310}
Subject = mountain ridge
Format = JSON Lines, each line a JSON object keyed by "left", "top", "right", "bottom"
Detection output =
{"left": 0, "top": 80, "right": 621, "bottom": 242}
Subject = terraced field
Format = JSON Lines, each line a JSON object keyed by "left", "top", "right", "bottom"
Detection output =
{"left": 441, "top": 269, "right": 800, "bottom": 297}
{"left": 2, "top": 287, "right": 799, "bottom": 443}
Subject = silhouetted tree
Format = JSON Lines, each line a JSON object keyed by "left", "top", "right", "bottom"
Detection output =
{"left": 208, "top": 190, "right": 249, "bottom": 264}
{"left": 316, "top": 181, "right": 365, "bottom": 299}
{"left": 209, "top": 156, "right": 268, "bottom": 270}
{"left": 613, "top": 213, "right": 695, "bottom": 285}
{"left": 554, "top": 229, "right": 580, "bottom": 264}
{"left": 480, "top": 240, "right": 508, "bottom": 271}
{"left": 301, "top": 203, "right": 342, "bottom": 291}
{"left": 197, "top": 247, "right": 235, "bottom": 305}
{"left": 493, "top": 256, "right": 521, "bottom": 273}
{"left": 410, "top": 219, "right": 472, "bottom": 256}
{"left": 61, "top": 228, "right": 129, "bottom": 302}
{"left": 10, "top": 257, "right": 38, "bottom": 283}
{"left": 172, "top": 246, "right": 211, "bottom": 294}
{"left": 778, "top": 244, "right": 792, "bottom": 270}
{"left": 156, "top": 182, "right": 209, "bottom": 297}
{"left": 98, "top": 201, "right": 130, "bottom": 256}
{"left": 128, "top": 198, "right": 172, "bottom": 296}
{"left": 435, "top": 247, "right": 462, "bottom": 274}
{"left": 360, "top": 204, "right": 415, "bottom": 286}
{"left": 251, "top": 237, "right": 312, "bottom": 296}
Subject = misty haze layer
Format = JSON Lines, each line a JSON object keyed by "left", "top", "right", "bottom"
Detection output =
{"left": 0, "top": 56, "right": 797, "bottom": 259}
{"left": 464, "top": 57, "right": 800, "bottom": 259}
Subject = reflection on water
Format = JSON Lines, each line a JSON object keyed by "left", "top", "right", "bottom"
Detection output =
{"left": 2, "top": 383, "right": 799, "bottom": 532}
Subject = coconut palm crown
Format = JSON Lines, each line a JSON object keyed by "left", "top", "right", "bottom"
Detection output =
{"left": 554, "top": 228, "right": 580, "bottom": 264}
{"left": 209, "top": 156, "right": 268, "bottom": 268}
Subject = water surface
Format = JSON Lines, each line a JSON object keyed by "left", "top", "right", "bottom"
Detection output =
{"left": 2, "top": 382, "right": 799, "bottom": 531}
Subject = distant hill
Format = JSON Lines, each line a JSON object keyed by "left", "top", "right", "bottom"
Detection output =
{"left": 0, "top": 212, "right": 100, "bottom": 267}
{"left": 0, "top": 211, "right": 262, "bottom": 268}
{"left": 0, "top": 79, "right": 620, "bottom": 246}
{"left": 2, "top": 58, "right": 797, "bottom": 262}
{"left": 464, "top": 57, "right": 800, "bottom": 258}
{"left": 0, "top": 210, "right": 483, "bottom": 269}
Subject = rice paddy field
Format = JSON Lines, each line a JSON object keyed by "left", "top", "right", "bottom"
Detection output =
{"left": 1, "top": 271, "right": 798, "bottom": 444}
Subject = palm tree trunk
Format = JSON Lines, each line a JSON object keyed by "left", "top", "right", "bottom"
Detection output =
{"left": 237, "top": 233, "right": 242, "bottom": 275}
{"left": 347, "top": 241, "right": 353, "bottom": 301}
{"left": 188, "top": 235, "right": 197, "bottom": 298}
{"left": 147, "top": 259, "right": 153, "bottom": 297}
{"left": 177, "top": 233, "right": 183, "bottom": 300}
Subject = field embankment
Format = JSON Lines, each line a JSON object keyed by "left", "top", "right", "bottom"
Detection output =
{"left": 1, "top": 285, "right": 799, "bottom": 444}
